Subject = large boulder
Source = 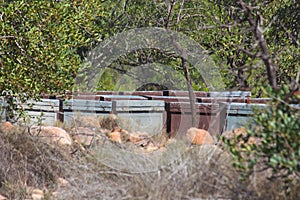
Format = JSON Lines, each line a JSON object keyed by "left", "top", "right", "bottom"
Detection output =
{"left": 186, "top": 127, "right": 215, "bottom": 145}
{"left": 30, "top": 126, "right": 72, "bottom": 146}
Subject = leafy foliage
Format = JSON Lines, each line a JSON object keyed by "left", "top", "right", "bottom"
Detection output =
{"left": 0, "top": 0, "right": 103, "bottom": 99}
{"left": 222, "top": 85, "right": 300, "bottom": 196}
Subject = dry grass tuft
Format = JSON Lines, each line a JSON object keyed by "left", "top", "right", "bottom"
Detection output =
{"left": 0, "top": 122, "right": 299, "bottom": 199}
{"left": 0, "top": 125, "right": 72, "bottom": 199}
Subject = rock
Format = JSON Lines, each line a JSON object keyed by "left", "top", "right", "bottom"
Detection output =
{"left": 108, "top": 127, "right": 122, "bottom": 143}
{"left": 0, "top": 121, "right": 13, "bottom": 132}
{"left": 109, "top": 131, "right": 122, "bottom": 143}
{"left": 129, "top": 132, "right": 148, "bottom": 144}
{"left": 30, "top": 126, "right": 72, "bottom": 145}
{"left": 31, "top": 188, "right": 44, "bottom": 200}
{"left": 146, "top": 142, "right": 159, "bottom": 152}
{"left": 186, "top": 128, "right": 215, "bottom": 145}
{"left": 0, "top": 194, "right": 7, "bottom": 200}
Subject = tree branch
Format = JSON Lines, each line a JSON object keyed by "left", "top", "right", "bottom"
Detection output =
{"left": 238, "top": 0, "right": 277, "bottom": 89}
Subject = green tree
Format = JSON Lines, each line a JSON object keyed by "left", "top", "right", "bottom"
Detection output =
{"left": 0, "top": 0, "right": 103, "bottom": 100}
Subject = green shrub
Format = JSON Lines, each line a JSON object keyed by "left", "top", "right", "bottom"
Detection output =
{"left": 222, "top": 85, "right": 300, "bottom": 198}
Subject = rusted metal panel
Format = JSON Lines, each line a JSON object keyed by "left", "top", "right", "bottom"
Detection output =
{"left": 95, "top": 91, "right": 121, "bottom": 95}
{"left": 246, "top": 98, "right": 271, "bottom": 104}
{"left": 144, "top": 95, "right": 191, "bottom": 102}
{"left": 72, "top": 95, "right": 102, "bottom": 100}
{"left": 163, "top": 90, "right": 208, "bottom": 97}
{"left": 165, "top": 102, "right": 226, "bottom": 138}
{"left": 122, "top": 91, "right": 164, "bottom": 96}
{"left": 99, "top": 95, "right": 148, "bottom": 101}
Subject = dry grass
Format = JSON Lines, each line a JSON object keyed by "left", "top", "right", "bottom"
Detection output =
{"left": 0, "top": 122, "right": 299, "bottom": 200}
{"left": 0, "top": 124, "right": 71, "bottom": 199}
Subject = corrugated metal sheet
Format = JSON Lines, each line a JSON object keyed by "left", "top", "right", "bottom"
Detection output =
{"left": 63, "top": 100, "right": 112, "bottom": 125}
{"left": 225, "top": 103, "right": 268, "bottom": 131}
{"left": 208, "top": 91, "right": 251, "bottom": 98}
{"left": 3, "top": 90, "right": 278, "bottom": 136}
{"left": 112, "top": 100, "right": 165, "bottom": 134}
{"left": 20, "top": 99, "right": 61, "bottom": 125}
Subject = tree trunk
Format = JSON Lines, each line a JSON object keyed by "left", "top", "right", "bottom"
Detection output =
{"left": 181, "top": 58, "right": 197, "bottom": 127}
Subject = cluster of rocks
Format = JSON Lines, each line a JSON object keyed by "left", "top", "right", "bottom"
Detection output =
{"left": 0, "top": 115, "right": 255, "bottom": 200}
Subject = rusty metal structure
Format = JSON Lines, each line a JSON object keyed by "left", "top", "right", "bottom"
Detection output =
{"left": 0, "top": 90, "right": 272, "bottom": 136}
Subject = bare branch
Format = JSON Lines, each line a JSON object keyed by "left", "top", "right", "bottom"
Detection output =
{"left": 165, "top": 0, "right": 175, "bottom": 29}
{"left": 176, "top": 0, "right": 185, "bottom": 27}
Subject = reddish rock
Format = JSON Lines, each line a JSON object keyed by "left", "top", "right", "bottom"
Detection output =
{"left": 129, "top": 132, "right": 147, "bottom": 144}
{"left": 0, "top": 121, "right": 13, "bottom": 132}
{"left": 186, "top": 128, "right": 215, "bottom": 145}
{"left": 108, "top": 127, "right": 122, "bottom": 143}
{"left": 108, "top": 132, "right": 122, "bottom": 143}
{"left": 30, "top": 126, "right": 72, "bottom": 145}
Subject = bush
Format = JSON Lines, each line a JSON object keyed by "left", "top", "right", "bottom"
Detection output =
{"left": 222, "top": 85, "right": 300, "bottom": 199}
